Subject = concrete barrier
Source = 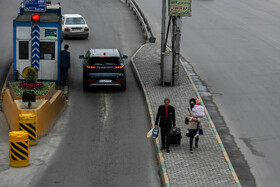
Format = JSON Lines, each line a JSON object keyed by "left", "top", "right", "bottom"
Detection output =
{"left": 2, "top": 89, "right": 66, "bottom": 139}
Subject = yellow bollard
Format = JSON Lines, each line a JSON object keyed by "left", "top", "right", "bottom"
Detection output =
{"left": 18, "top": 113, "right": 37, "bottom": 145}
{"left": 9, "top": 131, "right": 30, "bottom": 167}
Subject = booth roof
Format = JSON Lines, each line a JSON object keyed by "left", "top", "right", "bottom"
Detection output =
{"left": 15, "top": 13, "right": 60, "bottom": 22}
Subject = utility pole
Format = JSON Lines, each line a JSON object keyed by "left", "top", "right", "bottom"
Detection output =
{"left": 172, "top": 16, "right": 182, "bottom": 86}
{"left": 161, "top": 0, "right": 191, "bottom": 86}
{"left": 160, "top": 0, "right": 166, "bottom": 86}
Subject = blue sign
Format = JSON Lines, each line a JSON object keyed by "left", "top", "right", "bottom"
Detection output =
{"left": 32, "top": 24, "right": 40, "bottom": 71}
{"left": 24, "top": 0, "right": 46, "bottom": 12}
{"left": 45, "top": 29, "right": 57, "bottom": 39}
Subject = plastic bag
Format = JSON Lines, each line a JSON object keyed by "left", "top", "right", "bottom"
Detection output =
{"left": 152, "top": 126, "right": 159, "bottom": 139}
{"left": 185, "top": 129, "right": 190, "bottom": 137}
{"left": 147, "top": 128, "right": 153, "bottom": 139}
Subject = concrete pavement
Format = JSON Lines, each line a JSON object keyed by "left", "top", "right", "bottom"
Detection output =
{"left": 131, "top": 43, "right": 240, "bottom": 187}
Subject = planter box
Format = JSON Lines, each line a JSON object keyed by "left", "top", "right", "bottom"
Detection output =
{"left": 9, "top": 82, "right": 55, "bottom": 101}
{"left": 2, "top": 89, "right": 66, "bottom": 138}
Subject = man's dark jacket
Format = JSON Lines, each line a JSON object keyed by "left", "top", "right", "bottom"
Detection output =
{"left": 155, "top": 105, "right": 176, "bottom": 130}
{"left": 60, "top": 50, "right": 70, "bottom": 68}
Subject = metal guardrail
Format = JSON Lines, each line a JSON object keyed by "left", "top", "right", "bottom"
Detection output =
{"left": 126, "top": 0, "right": 156, "bottom": 43}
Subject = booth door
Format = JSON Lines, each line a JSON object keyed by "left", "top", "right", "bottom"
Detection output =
{"left": 16, "top": 26, "right": 32, "bottom": 78}
{"left": 39, "top": 41, "right": 57, "bottom": 80}
{"left": 17, "top": 40, "right": 31, "bottom": 78}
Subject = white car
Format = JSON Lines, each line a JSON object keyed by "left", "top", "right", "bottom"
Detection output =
{"left": 62, "top": 14, "right": 89, "bottom": 39}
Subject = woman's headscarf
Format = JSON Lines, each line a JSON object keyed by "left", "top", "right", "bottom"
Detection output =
{"left": 189, "top": 98, "right": 196, "bottom": 109}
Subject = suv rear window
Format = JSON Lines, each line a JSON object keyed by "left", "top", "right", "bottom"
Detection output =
{"left": 89, "top": 57, "right": 121, "bottom": 65}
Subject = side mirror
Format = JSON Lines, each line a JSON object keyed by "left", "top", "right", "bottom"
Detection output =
{"left": 79, "top": 55, "right": 85, "bottom": 59}
{"left": 122, "top": 55, "right": 128, "bottom": 59}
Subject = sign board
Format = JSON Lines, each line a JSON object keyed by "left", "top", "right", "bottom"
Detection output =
{"left": 169, "top": 0, "right": 192, "bottom": 17}
{"left": 45, "top": 29, "right": 57, "bottom": 39}
{"left": 24, "top": 0, "right": 46, "bottom": 12}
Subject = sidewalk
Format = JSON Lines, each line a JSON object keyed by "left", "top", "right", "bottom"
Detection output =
{"left": 131, "top": 43, "right": 240, "bottom": 187}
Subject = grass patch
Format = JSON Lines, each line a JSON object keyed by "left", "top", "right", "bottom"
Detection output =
{"left": 10, "top": 81, "right": 54, "bottom": 96}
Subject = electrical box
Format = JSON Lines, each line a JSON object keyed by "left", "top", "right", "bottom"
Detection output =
{"left": 162, "top": 52, "right": 173, "bottom": 86}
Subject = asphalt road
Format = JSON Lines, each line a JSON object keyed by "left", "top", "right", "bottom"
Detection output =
{"left": 135, "top": 0, "right": 280, "bottom": 186}
{"left": 34, "top": 0, "right": 161, "bottom": 186}
{"left": 0, "top": 0, "right": 161, "bottom": 186}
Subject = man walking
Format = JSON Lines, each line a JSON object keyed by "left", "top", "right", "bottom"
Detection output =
{"left": 60, "top": 44, "right": 70, "bottom": 85}
{"left": 155, "top": 98, "right": 176, "bottom": 153}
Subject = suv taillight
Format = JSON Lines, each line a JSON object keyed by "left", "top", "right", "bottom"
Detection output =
{"left": 84, "top": 27, "right": 89, "bottom": 31}
{"left": 114, "top": 65, "right": 124, "bottom": 69}
{"left": 64, "top": 28, "right": 70, "bottom": 31}
{"left": 86, "top": 65, "right": 96, "bottom": 69}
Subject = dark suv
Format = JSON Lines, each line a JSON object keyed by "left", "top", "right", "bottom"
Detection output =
{"left": 79, "top": 49, "right": 127, "bottom": 91}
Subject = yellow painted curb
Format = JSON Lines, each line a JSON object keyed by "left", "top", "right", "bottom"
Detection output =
{"left": 216, "top": 135, "right": 222, "bottom": 144}
{"left": 157, "top": 152, "right": 164, "bottom": 163}
{"left": 131, "top": 43, "right": 171, "bottom": 187}
{"left": 223, "top": 152, "right": 230, "bottom": 162}
{"left": 163, "top": 173, "right": 170, "bottom": 185}
{"left": 232, "top": 172, "right": 240, "bottom": 184}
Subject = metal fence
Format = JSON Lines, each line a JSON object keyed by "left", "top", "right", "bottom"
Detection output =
{"left": 126, "top": 0, "right": 156, "bottom": 43}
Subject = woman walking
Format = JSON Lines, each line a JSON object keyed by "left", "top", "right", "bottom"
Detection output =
{"left": 186, "top": 98, "right": 203, "bottom": 153}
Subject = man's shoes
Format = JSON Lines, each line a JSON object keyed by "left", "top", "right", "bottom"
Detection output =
{"left": 160, "top": 146, "right": 165, "bottom": 151}
{"left": 166, "top": 149, "right": 170, "bottom": 153}
{"left": 190, "top": 149, "right": 193, "bottom": 153}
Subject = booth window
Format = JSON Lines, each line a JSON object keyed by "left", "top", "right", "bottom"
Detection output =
{"left": 19, "top": 41, "right": 29, "bottom": 59}
{"left": 40, "top": 42, "right": 55, "bottom": 60}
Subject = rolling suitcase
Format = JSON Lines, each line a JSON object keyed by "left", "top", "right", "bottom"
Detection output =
{"left": 170, "top": 127, "right": 182, "bottom": 144}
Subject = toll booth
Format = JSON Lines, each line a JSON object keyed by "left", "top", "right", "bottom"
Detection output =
{"left": 13, "top": 3, "right": 62, "bottom": 82}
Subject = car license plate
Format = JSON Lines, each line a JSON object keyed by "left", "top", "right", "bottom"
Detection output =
{"left": 72, "top": 27, "right": 82, "bottom": 30}
{"left": 99, "top": 80, "right": 112, "bottom": 83}
{"left": 72, "top": 28, "right": 82, "bottom": 31}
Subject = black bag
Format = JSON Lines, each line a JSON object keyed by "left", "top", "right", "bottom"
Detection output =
{"left": 185, "top": 117, "right": 189, "bottom": 125}
{"left": 185, "top": 108, "right": 190, "bottom": 125}
{"left": 170, "top": 127, "right": 182, "bottom": 144}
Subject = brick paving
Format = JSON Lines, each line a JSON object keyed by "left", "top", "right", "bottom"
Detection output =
{"left": 132, "top": 43, "right": 237, "bottom": 187}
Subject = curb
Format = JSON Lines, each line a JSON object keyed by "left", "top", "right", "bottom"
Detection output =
{"left": 180, "top": 59, "right": 242, "bottom": 187}
{"left": 0, "top": 64, "right": 13, "bottom": 101}
{"left": 131, "top": 44, "right": 171, "bottom": 187}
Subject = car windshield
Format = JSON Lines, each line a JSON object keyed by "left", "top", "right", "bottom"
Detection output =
{"left": 65, "top": 17, "right": 85, "bottom": 25}
{"left": 89, "top": 57, "right": 120, "bottom": 65}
